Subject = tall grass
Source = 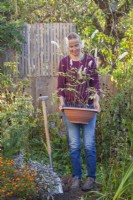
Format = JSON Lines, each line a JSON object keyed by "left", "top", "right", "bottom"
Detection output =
{"left": 113, "top": 162, "right": 133, "bottom": 200}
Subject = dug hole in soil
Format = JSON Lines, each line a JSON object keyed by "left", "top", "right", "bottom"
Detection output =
{"left": 54, "top": 175, "right": 102, "bottom": 200}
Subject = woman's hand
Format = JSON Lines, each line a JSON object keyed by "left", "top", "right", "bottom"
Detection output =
{"left": 59, "top": 96, "right": 65, "bottom": 111}
{"left": 93, "top": 94, "right": 101, "bottom": 112}
{"left": 93, "top": 101, "right": 100, "bottom": 112}
{"left": 59, "top": 104, "right": 64, "bottom": 111}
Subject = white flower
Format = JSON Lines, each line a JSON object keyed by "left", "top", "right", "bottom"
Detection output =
{"left": 81, "top": 40, "right": 84, "bottom": 48}
{"left": 70, "top": 59, "right": 73, "bottom": 66}
{"left": 94, "top": 48, "right": 98, "bottom": 58}
{"left": 51, "top": 41, "right": 59, "bottom": 48}
{"left": 78, "top": 65, "right": 83, "bottom": 79}
{"left": 88, "top": 60, "right": 93, "bottom": 67}
{"left": 78, "top": 68, "right": 82, "bottom": 79}
{"left": 91, "top": 30, "right": 99, "bottom": 39}
{"left": 84, "top": 67, "right": 87, "bottom": 73}
{"left": 65, "top": 37, "right": 68, "bottom": 47}
{"left": 118, "top": 52, "right": 128, "bottom": 60}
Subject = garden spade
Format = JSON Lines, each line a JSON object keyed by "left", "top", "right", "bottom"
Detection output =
{"left": 39, "top": 96, "right": 63, "bottom": 194}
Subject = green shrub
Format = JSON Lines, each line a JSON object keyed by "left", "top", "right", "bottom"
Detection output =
{"left": 1, "top": 62, "right": 37, "bottom": 157}
{"left": 95, "top": 61, "right": 133, "bottom": 199}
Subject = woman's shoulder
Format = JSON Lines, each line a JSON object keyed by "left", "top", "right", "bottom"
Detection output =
{"left": 60, "top": 55, "right": 70, "bottom": 63}
{"left": 59, "top": 56, "right": 70, "bottom": 71}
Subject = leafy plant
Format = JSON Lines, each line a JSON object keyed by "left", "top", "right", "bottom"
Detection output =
{"left": 0, "top": 1, "right": 24, "bottom": 54}
{"left": 48, "top": 113, "right": 71, "bottom": 175}
{"left": 94, "top": 53, "right": 133, "bottom": 200}
{"left": 0, "top": 62, "right": 37, "bottom": 157}
{"left": 58, "top": 61, "right": 99, "bottom": 108}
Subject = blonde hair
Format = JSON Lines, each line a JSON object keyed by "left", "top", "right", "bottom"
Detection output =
{"left": 67, "top": 32, "right": 81, "bottom": 42}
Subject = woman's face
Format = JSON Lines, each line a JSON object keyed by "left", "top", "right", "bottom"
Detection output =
{"left": 68, "top": 38, "right": 81, "bottom": 57}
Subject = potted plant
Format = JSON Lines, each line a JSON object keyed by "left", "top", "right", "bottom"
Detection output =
{"left": 58, "top": 64, "right": 100, "bottom": 124}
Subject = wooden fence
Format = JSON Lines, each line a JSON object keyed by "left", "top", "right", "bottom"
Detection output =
{"left": 17, "top": 23, "right": 76, "bottom": 77}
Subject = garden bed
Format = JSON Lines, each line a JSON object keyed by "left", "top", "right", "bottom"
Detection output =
{"left": 5, "top": 176, "right": 101, "bottom": 200}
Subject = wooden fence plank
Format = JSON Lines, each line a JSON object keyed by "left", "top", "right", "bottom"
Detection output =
{"left": 46, "top": 23, "right": 50, "bottom": 76}
{"left": 50, "top": 23, "right": 54, "bottom": 76}
{"left": 40, "top": 24, "right": 43, "bottom": 76}
{"left": 34, "top": 24, "right": 38, "bottom": 76}
{"left": 21, "top": 27, "right": 25, "bottom": 76}
{"left": 43, "top": 24, "right": 46, "bottom": 76}
{"left": 27, "top": 24, "right": 31, "bottom": 74}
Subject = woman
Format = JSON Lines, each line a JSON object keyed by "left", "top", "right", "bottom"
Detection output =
{"left": 57, "top": 32, "right": 100, "bottom": 191}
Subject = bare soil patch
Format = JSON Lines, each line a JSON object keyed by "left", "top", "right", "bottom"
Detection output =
{"left": 54, "top": 175, "right": 102, "bottom": 200}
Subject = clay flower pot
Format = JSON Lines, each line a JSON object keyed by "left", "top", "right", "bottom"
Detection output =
{"left": 62, "top": 107, "right": 98, "bottom": 124}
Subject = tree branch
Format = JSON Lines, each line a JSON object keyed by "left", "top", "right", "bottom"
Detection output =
{"left": 116, "top": 0, "right": 131, "bottom": 18}
{"left": 92, "top": 16, "right": 104, "bottom": 32}
{"left": 86, "top": 9, "right": 104, "bottom": 33}
{"left": 93, "top": 0, "right": 110, "bottom": 13}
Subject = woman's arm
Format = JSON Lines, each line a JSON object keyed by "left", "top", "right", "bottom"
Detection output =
{"left": 59, "top": 96, "right": 65, "bottom": 111}
{"left": 93, "top": 93, "right": 100, "bottom": 112}
{"left": 89, "top": 57, "right": 101, "bottom": 112}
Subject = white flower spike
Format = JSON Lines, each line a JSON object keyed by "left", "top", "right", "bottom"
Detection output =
{"left": 78, "top": 67, "right": 83, "bottom": 79}
{"left": 118, "top": 52, "right": 128, "bottom": 60}
{"left": 91, "top": 30, "right": 99, "bottom": 39}
{"left": 81, "top": 40, "right": 84, "bottom": 48}
{"left": 65, "top": 37, "right": 68, "bottom": 47}
{"left": 88, "top": 60, "right": 93, "bottom": 67}
{"left": 51, "top": 41, "right": 59, "bottom": 48}
{"left": 70, "top": 59, "right": 73, "bottom": 66}
{"left": 84, "top": 67, "right": 87, "bottom": 73}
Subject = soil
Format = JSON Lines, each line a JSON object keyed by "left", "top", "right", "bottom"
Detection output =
{"left": 53, "top": 176, "right": 102, "bottom": 200}
{"left": 54, "top": 189, "right": 97, "bottom": 200}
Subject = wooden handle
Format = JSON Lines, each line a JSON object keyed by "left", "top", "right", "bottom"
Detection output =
{"left": 41, "top": 100, "right": 53, "bottom": 168}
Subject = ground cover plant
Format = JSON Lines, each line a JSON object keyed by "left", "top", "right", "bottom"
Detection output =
{"left": 0, "top": 150, "right": 63, "bottom": 200}
{"left": 0, "top": 155, "right": 38, "bottom": 200}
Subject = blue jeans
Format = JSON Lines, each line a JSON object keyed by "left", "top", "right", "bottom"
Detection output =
{"left": 62, "top": 105, "right": 97, "bottom": 179}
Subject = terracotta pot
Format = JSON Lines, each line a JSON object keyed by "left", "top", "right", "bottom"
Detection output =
{"left": 62, "top": 107, "right": 98, "bottom": 124}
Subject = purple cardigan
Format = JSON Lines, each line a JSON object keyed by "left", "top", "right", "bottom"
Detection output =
{"left": 57, "top": 54, "right": 100, "bottom": 105}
